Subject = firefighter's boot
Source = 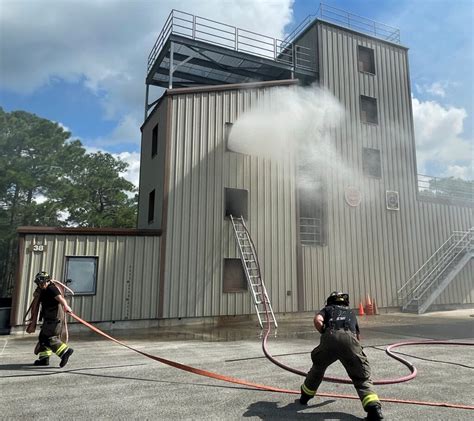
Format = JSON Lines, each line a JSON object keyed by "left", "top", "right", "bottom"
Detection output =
{"left": 59, "top": 348, "right": 74, "bottom": 368}
{"left": 366, "top": 403, "right": 384, "bottom": 420}
{"left": 34, "top": 357, "right": 49, "bottom": 366}
{"left": 299, "top": 386, "right": 313, "bottom": 405}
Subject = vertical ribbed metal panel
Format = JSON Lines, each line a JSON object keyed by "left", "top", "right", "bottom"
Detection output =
{"left": 14, "top": 234, "right": 161, "bottom": 326}
{"left": 297, "top": 22, "right": 474, "bottom": 310}
{"left": 163, "top": 86, "right": 298, "bottom": 318}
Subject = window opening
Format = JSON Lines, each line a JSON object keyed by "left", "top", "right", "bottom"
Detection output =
{"left": 65, "top": 256, "right": 98, "bottom": 295}
{"left": 360, "top": 95, "right": 378, "bottom": 124}
{"left": 151, "top": 124, "right": 158, "bottom": 157}
{"left": 223, "top": 258, "right": 247, "bottom": 292}
{"left": 362, "top": 147, "right": 382, "bottom": 178}
{"left": 148, "top": 189, "right": 155, "bottom": 223}
{"left": 358, "top": 46, "right": 375, "bottom": 74}
{"left": 225, "top": 187, "right": 248, "bottom": 220}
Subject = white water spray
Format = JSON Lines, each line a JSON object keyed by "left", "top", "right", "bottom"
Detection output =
{"left": 227, "top": 85, "right": 354, "bottom": 188}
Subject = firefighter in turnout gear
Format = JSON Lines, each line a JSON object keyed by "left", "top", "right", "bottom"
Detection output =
{"left": 25, "top": 272, "right": 74, "bottom": 367}
{"left": 300, "top": 292, "right": 384, "bottom": 421}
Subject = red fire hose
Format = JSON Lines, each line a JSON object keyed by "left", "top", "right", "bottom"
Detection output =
{"left": 69, "top": 312, "right": 474, "bottom": 411}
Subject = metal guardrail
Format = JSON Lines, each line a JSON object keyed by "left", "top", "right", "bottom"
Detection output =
{"left": 417, "top": 174, "right": 474, "bottom": 203}
{"left": 284, "top": 3, "right": 400, "bottom": 45}
{"left": 148, "top": 9, "right": 315, "bottom": 75}
{"left": 397, "top": 228, "right": 473, "bottom": 308}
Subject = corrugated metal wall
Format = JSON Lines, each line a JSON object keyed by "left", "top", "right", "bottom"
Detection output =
{"left": 298, "top": 21, "right": 473, "bottom": 310}
{"left": 162, "top": 86, "right": 298, "bottom": 318}
{"left": 13, "top": 233, "right": 161, "bottom": 326}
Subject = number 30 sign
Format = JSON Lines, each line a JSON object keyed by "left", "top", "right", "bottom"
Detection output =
{"left": 27, "top": 243, "right": 48, "bottom": 253}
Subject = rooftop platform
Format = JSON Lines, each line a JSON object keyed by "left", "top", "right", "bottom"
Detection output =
{"left": 146, "top": 10, "right": 317, "bottom": 90}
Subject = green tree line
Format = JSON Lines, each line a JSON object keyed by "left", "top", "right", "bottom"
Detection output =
{"left": 0, "top": 108, "right": 137, "bottom": 297}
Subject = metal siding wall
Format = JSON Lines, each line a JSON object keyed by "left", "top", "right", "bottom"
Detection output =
{"left": 163, "top": 86, "right": 298, "bottom": 319}
{"left": 294, "top": 24, "right": 319, "bottom": 73}
{"left": 302, "top": 22, "right": 473, "bottom": 311}
{"left": 14, "top": 234, "right": 161, "bottom": 326}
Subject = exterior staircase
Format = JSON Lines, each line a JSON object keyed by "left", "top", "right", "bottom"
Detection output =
{"left": 398, "top": 228, "right": 473, "bottom": 314}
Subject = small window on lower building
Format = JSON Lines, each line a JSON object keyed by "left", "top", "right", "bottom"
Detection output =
{"left": 362, "top": 147, "right": 382, "bottom": 178}
{"left": 360, "top": 95, "right": 378, "bottom": 124}
{"left": 223, "top": 258, "right": 247, "bottom": 292}
{"left": 65, "top": 256, "right": 98, "bottom": 295}
{"left": 148, "top": 189, "right": 155, "bottom": 223}
{"left": 225, "top": 187, "right": 248, "bottom": 220}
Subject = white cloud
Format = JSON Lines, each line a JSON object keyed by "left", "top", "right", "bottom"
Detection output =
{"left": 412, "top": 96, "right": 473, "bottom": 179}
{"left": 0, "top": 0, "right": 293, "bottom": 115}
{"left": 445, "top": 165, "right": 472, "bottom": 180}
{"left": 415, "top": 81, "right": 460, "bottom": 99}
{"left": 426, "top": 82, "right": 446, "bottom": 98}
{"left": 1, "top": 0, "right": 294, "bottom": 152}
{"left": 114, "top": 151, "right": 141, "bottom": 189}
{"left": 85, "top": 113, "right": 142, "bottom": 149}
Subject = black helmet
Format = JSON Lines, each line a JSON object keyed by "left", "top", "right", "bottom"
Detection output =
{"left": 34, "top": 271, "right": 51, "bottom": 286}
{"left": 326, "top": 291, "right": 349, "bottom": 306}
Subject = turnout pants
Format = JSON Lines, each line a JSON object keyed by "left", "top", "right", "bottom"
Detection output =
{"left": 36, "top": 319, "right": 69, "bottom": 360}
{"left": 302, "top": 329, "right": 380, "bottom": 410}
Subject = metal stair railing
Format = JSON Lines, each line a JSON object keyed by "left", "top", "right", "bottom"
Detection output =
{"left": 397, "top": 228, "right": 473, "bottom": 310}
{"left": 229, "top": 215, "right": 277, "bottom": 329}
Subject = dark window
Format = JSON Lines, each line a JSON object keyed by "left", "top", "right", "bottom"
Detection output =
{"left": 360, "top": 95, "right": 378, "bottom": 124}
{"left": 148, "top": 189, "right": 155, "bottom": 223}
{"left": 362, "top": 148, "right": 382, "bottom": 178}
{"left": 151, "top": 124, "right": 158, "bottom": 157}
{"left": 298, "top": 163, "right": 326, "bottom": 246}
{"left": 223, "top": 258, "right": 247, "bottom": 292}
{"left": 225, "top": 188, "right": 248, "bottom": 220}
{"left": 224, "top": 122, "right": 233, "bottom": 152}
{"left": 65, "top": 256, "right": 98, "bottom": 295}
{"left": 358, "top": 46, "right": 375, "bottom": 74}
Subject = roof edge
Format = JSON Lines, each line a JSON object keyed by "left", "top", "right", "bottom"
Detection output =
{"left": 17, "top": 226, "right": 162, "bottom": 237}
{"left": 165, "top": 79, "right": 299, "bottom": 96}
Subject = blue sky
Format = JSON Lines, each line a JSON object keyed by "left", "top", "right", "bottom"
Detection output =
{"left": 1, "top": 0, "right": 472, "bottom": 185}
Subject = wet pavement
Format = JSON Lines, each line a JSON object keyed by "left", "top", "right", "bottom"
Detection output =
{"left": 0, "top": 310, "right": 473, "bottom": 420}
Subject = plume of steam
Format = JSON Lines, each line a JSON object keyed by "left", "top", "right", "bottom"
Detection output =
{"left": 227, "top": 85, "right": 347, "bottom": 188}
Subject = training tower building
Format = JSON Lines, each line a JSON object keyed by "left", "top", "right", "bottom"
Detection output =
{"left": 10, "top": 5, "right": 472, "bottom": 332}
{"left": 138, "top": 5, "right": 472, "bottom": 322}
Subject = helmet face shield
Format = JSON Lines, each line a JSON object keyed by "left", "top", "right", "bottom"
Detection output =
{"left": 34, "top": 271, "right": 51, "bottom": 286}
{"left": 326, "top": 291, "right": 349, "bottom": 306}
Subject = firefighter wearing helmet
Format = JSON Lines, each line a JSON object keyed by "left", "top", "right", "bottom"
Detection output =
{"left": 25, "top": 271, "right": 74, "bottom": 367}
{"left": 299, "top": 292, "right": 384, "bottom": 420}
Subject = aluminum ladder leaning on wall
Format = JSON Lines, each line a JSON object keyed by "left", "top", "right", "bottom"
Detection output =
{"left": 229, "top": 215, "right": 278, "bottom": 329}
{"left": 397, "top": 228, "right": 473, "bottom": 314}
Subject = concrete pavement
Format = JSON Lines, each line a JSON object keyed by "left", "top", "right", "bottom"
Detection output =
{"left": 1, "top": 310, "right": 473, "bottom": 420}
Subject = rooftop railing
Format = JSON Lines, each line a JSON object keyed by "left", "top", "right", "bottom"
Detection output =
{"left": 147, "top": 10, "right": 315, "bottom": 75}
{"left": 285, "top": 3, "right": 400, "bottom": 45}
{"left": 417, "top": 174, "right": 474, "bottom": 204}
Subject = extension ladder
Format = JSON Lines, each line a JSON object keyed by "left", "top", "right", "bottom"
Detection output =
{"left": 229, "top": 215, "right": 278, "bottom": 329}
